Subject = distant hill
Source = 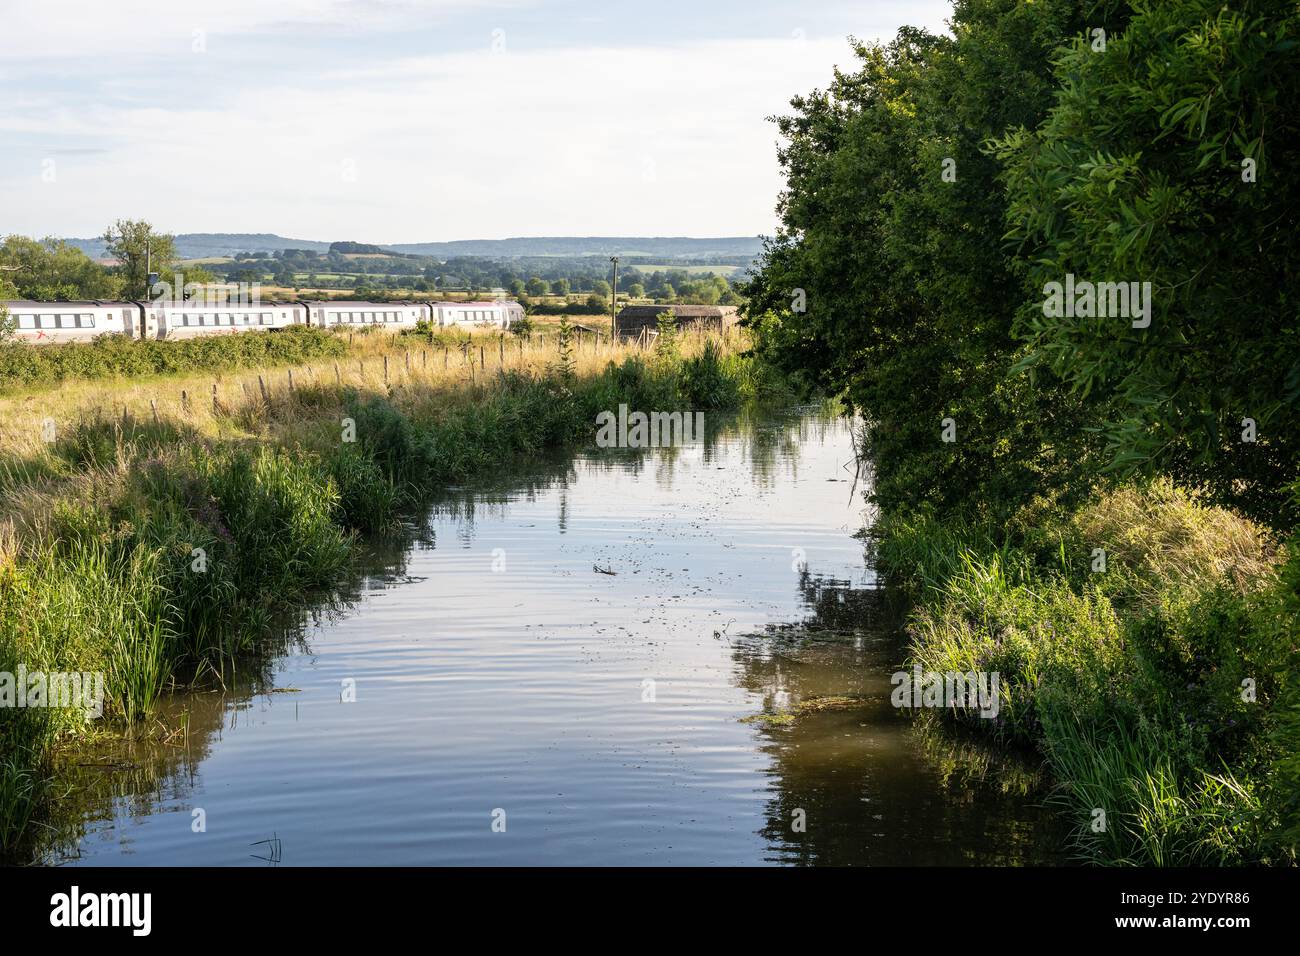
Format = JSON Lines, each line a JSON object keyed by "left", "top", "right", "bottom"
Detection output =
{"left": 61, "top": 233, "right": 763, "bottom": 262}
{"left": 63, "top": 234, "right": 332, "bottom": 260}
{"left": 386, "top": 236, "right": 764, "bottom": 259}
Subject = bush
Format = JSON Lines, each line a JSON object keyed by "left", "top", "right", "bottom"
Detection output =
{"left": 0, "top": 326, "right": 347, "bottom": 393}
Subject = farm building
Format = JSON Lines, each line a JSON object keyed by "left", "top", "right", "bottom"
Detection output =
{"left": 614, "top": 304, "right": 739, "bottom": 339}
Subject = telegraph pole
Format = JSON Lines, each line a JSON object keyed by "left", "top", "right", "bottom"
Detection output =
{"left": 610, "top": 255, "right": 619, "bottom": 342}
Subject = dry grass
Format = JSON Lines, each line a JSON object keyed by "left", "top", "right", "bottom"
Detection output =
{"left": 0, "top": 326, "right": 744, "bottom": 507}
{"left": 1071, "top": 477, "right": 1280, "bottom": 603}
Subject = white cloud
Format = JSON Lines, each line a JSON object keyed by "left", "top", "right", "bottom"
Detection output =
{"left": 1, "top": 35, "right": 855, "bottom": 240}
{"left": 0, "top": 1, "right": 514, "bottom": 58}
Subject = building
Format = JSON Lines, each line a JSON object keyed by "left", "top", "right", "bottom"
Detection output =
{"left": 613, "top": 304, "right": 739, "bottom": 339}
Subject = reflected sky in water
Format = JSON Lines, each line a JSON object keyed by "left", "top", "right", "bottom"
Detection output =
{"left": 53, "top": 410, "right": 1062, "bottom": 866}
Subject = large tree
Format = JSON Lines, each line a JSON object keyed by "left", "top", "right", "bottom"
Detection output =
{"left": 102, "top": 220, "right": 177, "bottom": 300}
{"left": 996, "top": 0, "right": 1300, "bottom": 528}
{"left": 745, "top": 0, "right": 1105, "bottom": 521}
{"left": 0, "top": 235, "right": 120, "bottom": 301}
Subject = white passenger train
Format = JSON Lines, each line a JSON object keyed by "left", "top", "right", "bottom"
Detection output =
{"left": 1, "top": 298, "right": 524, "bottom": 345}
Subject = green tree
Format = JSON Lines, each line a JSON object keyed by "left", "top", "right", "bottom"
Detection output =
{"left": 744, "top": 0, "right": 1097, "bottom": 521}
{"left": 103, "top": 220, "right": 177, "bottom": 300}
{"left": 526, "top": 276, "right": 550, "bottom": 296}
{"left": 0, "top": 235, "right": 120, "bottom": 300}
{"left": 995, "top": 0, "right": 1300, "bottom": 527}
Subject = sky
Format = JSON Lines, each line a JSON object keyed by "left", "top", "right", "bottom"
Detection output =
{"left": 0, "top": 0, "right": 952, "bottom": 244}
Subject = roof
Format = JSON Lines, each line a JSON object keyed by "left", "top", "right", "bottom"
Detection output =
{"left": 615, "top": 304, "right": 737, "bottom": 319}
{"left": 311, "top": 300, "right": 421, "bottom": 308}
{"left": 439, "top": 300, "right": 521, "bottom": 308}
{"left": 2, "top": 299, "right": 134, "bottom": 308}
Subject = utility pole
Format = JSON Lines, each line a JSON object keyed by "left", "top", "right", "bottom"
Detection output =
{"left": 143, "top": 239, "right": 152, "bottom": 341}
{"left": 610, "top": 255, "right": 619, "bottom": 342}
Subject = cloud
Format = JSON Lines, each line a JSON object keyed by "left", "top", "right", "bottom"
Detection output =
{"left": 0, "top": 0, "right": 955, "bottom": 239}
{"left": 1, "top": 35, "right": 858, "bottom": 240}
{"left": 0, "top": 1, "right": 516, "bottom": 58}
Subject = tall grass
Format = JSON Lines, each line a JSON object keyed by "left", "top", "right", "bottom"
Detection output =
{"left": 878, "top": 483, "right": 1297, "bottom": 865}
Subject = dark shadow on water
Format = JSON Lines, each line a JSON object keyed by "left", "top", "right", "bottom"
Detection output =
{"left": 730, "top": 573, "right": 1068, "bottom": 866}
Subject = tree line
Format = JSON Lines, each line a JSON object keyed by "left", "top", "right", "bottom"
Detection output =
{"left": 744, "top": 0, "right": 1299, "bottom": 532}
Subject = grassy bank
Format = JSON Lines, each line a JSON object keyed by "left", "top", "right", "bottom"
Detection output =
{"left": 874, "top": 481, "right": 1299, "bottom": 865}
{"left": 0, "top": 325, "right": 784, "bottom": 861}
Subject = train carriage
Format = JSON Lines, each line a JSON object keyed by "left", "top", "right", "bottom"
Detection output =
{"left": 434, "top": 301, "right": 522, "bottom": 329}
{"left": 145, "top": 303, "right": 307, "bottom": 340}
{"left": 307, "top": 301, "right": 429, "bottom": 330}
{"left": 1, "top": 300, "right": 142, "bottom": 344}
{"left": 4, "top": 296, "right": 524, "bottom": 343}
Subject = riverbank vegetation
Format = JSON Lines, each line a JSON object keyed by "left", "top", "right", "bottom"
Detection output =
{"left": 0, "top": 325, "right": 781, "bottom": 862}
{"left": 745, "top": 0, "right": 1299, "bottom": 864}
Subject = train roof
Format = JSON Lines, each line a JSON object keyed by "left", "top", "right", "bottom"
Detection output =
{"left": 2, "top": 299, "right": 135, "bottom": 308}
{"left": 154, "top": 301, "right": 303, "bottom": 309}
{"left": 440, "top": 300, "right": 521, "bottom": 307}
{"left": 311, "top": 300, "right": 423, "bottom": 308}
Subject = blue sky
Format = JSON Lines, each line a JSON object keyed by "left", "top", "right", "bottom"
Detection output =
{"left": 0, "top": 1, "right": 952, "bottom": 243}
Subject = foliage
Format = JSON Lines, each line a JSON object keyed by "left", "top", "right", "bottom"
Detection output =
{"left": 879, "top": 483, "right": 1296, "bottom": 864}
{"left": 742, "top": 0, "right": 1104, "bottom": 523}
{"left": 0, "top": 326, "right": 347, "bottom": 393}
{"left": 0, "top": 236, "right": 121, "bottom": 301}
{"left": 994, "top": 0, "right": 1300, "bottom": 529}
{"left": 103, "top": 219, "right": 177, "bottom": 300}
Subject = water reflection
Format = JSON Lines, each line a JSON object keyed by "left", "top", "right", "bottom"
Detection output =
{"left": 39, "top": 409, "right": 1062, "bottom": 866}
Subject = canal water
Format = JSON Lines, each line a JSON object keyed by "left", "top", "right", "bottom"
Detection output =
{"left": 50, "top": 409, "right": 1063, "bottom": 865}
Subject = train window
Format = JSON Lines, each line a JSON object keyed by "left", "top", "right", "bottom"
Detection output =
{"left": 38, "top": 314, "right": 56, "bottom": 329}
{"left": 79, "top": 314, "right": 95, "bottom": 328}
{"left": 17, "top": 315, "right": 35, "bottom": 329}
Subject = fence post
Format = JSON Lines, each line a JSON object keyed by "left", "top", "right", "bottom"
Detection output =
{"left": 150, "top": 398, "right": 159, "bottom": 424}
{"left": 258, "top": 375, "right": 269, "bottom": 403}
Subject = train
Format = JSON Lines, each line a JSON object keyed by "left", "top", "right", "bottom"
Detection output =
{"left": 0, "top": 298, "right": 525, "bottom": 345}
